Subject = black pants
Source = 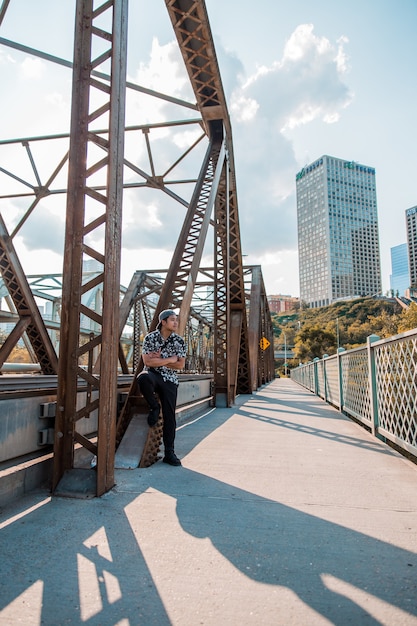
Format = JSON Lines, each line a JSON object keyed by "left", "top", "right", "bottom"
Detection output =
{"left": 137, "top": 370, "right": 178, "bottom": 452}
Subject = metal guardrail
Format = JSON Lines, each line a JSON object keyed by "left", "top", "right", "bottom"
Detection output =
{"left": 291, "top": 329, "right": 417, "bottom": 460}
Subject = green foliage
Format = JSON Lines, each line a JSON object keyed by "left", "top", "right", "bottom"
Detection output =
{"left": 271, "top": 296, "right": 403, "bottom": 364}
{"left": 294, "top": 325, "right": 336, "bottom": 361}
{"left": 398, "top": 302, "right": 417, "bottom": 332}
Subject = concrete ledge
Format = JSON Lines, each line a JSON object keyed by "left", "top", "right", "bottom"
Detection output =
{"left": 176, "top": 397, "right": 212, "bottom": 423}
{"left": 0, "top": 396, "right": 213, "bottom": 508}
{"left": 0, "top": 451, "right": 53, "bottom": 508}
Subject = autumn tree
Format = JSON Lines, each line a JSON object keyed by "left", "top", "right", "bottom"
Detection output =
{"left": 293, "top": 324, "right": 337, "bottom": 362}
{"left": 397, "top": 302, "right": 417, "bottom": 333}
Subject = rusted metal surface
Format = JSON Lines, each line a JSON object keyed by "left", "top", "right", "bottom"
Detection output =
{"left": 213, "top": 164, "right": 230, "bottom": 405}
{"left": 0, "top": 0, "right": 11, "bottom": 26}
{"left": 165, "top": 0, "right": 229, "bottom": 131}
{"left": 1, "top": 0, "right": 275, "bottom": 495}
{"left": 155, "top": 137, "right": 225, "bottom": 332}
{"left": 164, "top": 0, "right": 253, "bottom": 401}
{"left": 248, "top": 266, "right": 275, "bottom": 387}
{"left": 53, "top": 0, "right": 128, "bottom": 496}
{"left": 139, "top": 418, "right": 164, "bottom": 468}
{"left": 0, "top": 215, "right": 58, "bottom": 374}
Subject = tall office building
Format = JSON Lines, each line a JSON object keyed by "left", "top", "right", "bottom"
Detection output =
{"left": 390, "top": 243, "right": 410, "bottom": 296}
{"left": 406, "top": 206, "right": 417, "bottom": 288}
{"left": 296, "top": 155, "right": 382, "bottom": 308}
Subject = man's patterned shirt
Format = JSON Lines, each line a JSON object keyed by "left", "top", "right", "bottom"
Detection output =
{"left": 142, "top": 330, "right": 186, "bottom": 385}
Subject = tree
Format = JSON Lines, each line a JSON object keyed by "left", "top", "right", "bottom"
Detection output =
{"left": 270, "top": 296, "right": 404, "bottom": 363}
{"left": 293, "top": 324, "right": 337, "bottom": 362}
{"left": 398, "top": 302, "right": 417, "bottom": 333}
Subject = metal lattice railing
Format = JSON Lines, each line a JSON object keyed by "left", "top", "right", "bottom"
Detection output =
{"left": 291, "top": 329, "right": 417, "bottom": 460}
{"left": 324, "top": 356, "right": 339, "bottom": 407}
{"left": 316, "top": 359, "right": 325, "bottom": 398}
{"left": 341, "top": 347, "right": 371, "bottom": 426}
{"left": 374, "top": 335, "right": 417, "bottom": 455}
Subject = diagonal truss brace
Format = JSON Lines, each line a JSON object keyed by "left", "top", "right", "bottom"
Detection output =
{"left": 0, "top": 214, "right": 58, "bottom": 373}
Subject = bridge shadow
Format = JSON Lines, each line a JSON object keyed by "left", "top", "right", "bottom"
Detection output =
{"left": 166, "top": 469, "right": 417, "bottom": 624}
{"left": 238, "top": 382, "right": 396, "bottom": 458}
{"left": 0, "top": 492, "right": 173, "bottom": 625}
{"left": 0, "top": 384, "right": 416, "bottom": 624}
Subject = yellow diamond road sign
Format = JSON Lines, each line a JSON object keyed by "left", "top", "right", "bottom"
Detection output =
{"left": 260, "top": 337, "right": 270, "bottom": 350}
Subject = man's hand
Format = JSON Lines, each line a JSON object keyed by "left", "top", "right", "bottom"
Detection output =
{"left": 143, "top": 351, "right": 184, "bottom": 369}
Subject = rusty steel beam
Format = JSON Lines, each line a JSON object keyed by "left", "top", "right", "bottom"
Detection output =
{"left": 155, "top": 136, "right": 225, "bottom": 336}
{"left": 228, "top": 190, "right": 252, "bottom": 396}
{"left": 0, "top": 214, "right": 58, "bottom": 374}
{"left": 0, "top": 0, "right": 11, "bottom": 27}
{"left": 114, "top": 134, "right": 226, "bottom": 440}
{"left": 165, "top": 0, "right": 252, "bottom": 405}
{"left": 248, "top": 266, "right": 262, "bottom": 390}
{"left": 248, "top": 266, "right": 275, "bottom": 388}
{"left": 165, "top": 0, "right": 229, "bottom": 132}
{"left": 213, "top": 164, "right": 230, "bottom": 405}
{"left": 53, "top": 0, "right": 128, "bottom": 496}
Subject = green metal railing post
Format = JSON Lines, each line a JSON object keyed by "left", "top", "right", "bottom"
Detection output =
{"left": 322, "top": 354, "right": 329, "bottom": 402}
{"left": 337, "top": 347, "right": 346, "bottom": 411}
{"left": 367, "top": 334, "right": 380, "bottom": 437}
{"left": 313, "top": 357, "right": 320, "bottom": 396}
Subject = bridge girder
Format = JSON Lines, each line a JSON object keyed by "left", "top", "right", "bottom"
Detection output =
{"left": 0, "top": 0, "right": 274, "bottom": 496}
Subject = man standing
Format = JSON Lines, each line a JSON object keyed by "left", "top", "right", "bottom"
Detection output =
{"left": 137, "top": 310, "right": 186, "bottom": 466}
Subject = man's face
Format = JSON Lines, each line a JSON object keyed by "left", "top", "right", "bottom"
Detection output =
{"left": 163, "top": 314, "right": 178, "bottom": 332}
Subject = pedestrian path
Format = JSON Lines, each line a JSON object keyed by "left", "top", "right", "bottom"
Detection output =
{"left": 1, "top": 378, "right": 416, "bottom": 625}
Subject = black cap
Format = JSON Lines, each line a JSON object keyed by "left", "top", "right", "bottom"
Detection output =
{"left": 157, "top": 309, "right": 176, "bottom": 329}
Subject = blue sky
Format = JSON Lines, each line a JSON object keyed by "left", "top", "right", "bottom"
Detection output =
{"left": 1, "top": 0, "right": 416, "bottom": 297}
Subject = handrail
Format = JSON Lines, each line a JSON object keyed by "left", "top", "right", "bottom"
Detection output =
{"left": 291, "top": 329, "right": 417, "bottom": 460}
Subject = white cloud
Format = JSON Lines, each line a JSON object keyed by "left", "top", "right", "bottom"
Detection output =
{"left": 45, "top": 92, "right": 68, "bottom": 110}
{"left": 230, "top": 95, "right": 259, "bottom": 122}
{"left": 20, "top": 57, "right": 45, "bottom": 79}
{"left": 335, "top": 35, "right": 350, "bottom": 74}
{"left": 126, "top": 37, "right": 195, "bottom": 127}
{"left": 139, "top": 37, "right": 187, "bottom": 94}
{"left": 18, "top": 204, "right": 65, "bottom": 254}
{"left": 222, "top": 22, "right": 353, "bottom": 268}
{"left": 171, "top": 127, "right": 204, "bottom": 150}
{"left": 230, "top": 23, "right": 352, "bottom": 132}
{"left": 0, "top": 49, "right": 16, "bottom": 65}
{"left": 281, "top": 24, "right": 329, "bottom": 62}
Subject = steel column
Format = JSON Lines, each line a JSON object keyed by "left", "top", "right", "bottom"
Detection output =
{"left": 53, "top": 0, "right": 128, "bottom": 495}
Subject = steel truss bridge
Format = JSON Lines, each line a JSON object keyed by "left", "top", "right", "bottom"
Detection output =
{"left": 0, "top": 0, "right": 274, "bottom": 496}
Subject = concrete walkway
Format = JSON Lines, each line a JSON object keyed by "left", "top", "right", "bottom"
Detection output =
{"left": 0, "top": 378, "right": 416, "bottom": 625}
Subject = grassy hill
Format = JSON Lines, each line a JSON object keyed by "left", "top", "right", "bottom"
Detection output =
{"left": 272, "top": 296, "right": 407, "bottom": 367}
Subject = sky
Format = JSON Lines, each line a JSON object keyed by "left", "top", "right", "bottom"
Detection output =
{"left": 1, "top": 0, "right": 416, "bottom": 298}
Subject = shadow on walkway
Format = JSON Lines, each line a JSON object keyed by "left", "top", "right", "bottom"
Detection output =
{"left": 0, "top": 379, "right": 416, "bottom": 625}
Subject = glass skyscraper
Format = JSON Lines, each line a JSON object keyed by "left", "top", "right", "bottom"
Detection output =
{"left": 296, "top": 155, "right": 382, "bottom": 308}
{"left": 390, "top": 243, "right": 410, "bottom": 296}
